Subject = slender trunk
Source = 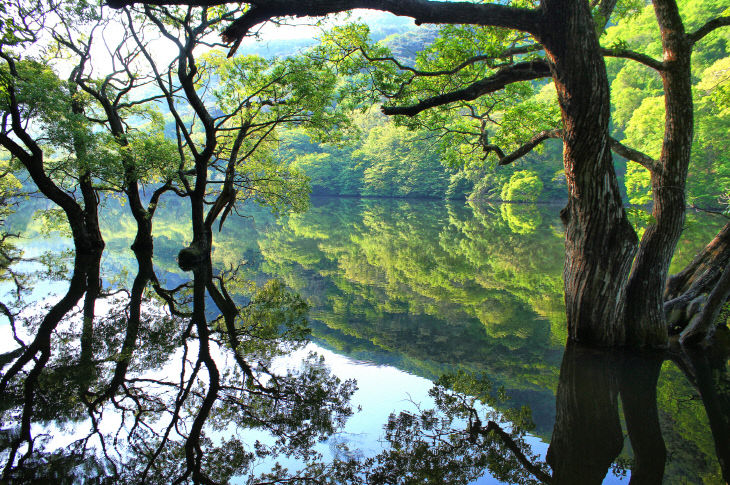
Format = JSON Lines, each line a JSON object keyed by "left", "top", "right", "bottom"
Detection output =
{"left": 10, "top": 147, "right": 103, "bottom": 254}
{"left": 78, "top": 171, "right": 105, "bottom": 252}
{"left": 78, "top": 250, "right": 102, "bottom": 396}
{"left": 174, "top": 45, "right": 216, "bottom": 270}
{"left": 624, "top": 0, "right": 693, "bottom": 347}
{"left": 0, "top": 250, "right": 100, "bottom": 478}
{"left": 178, "top": 182, "right": 212, "bottom": 270}
{"left": 127, "top": 182, "right": 155, "bottom": 252}
{"left": 93, "top": 248, "right": 154, "bottom": 406}
{"left": 182, "top": 259, "right": 220, "bottom": 484}
{"left": 538, "top": 0, "right": 637, "bottom": 346}
{"left": 70, "top": 93, "right": 105, "bottom": 253}
{"left": 0, "top": 251, "right": 98, "bottom": 393}
{"left": 102, "top": 98, "right": 157, "bottom": 252}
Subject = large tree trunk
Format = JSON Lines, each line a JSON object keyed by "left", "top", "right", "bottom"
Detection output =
{"left": 538, "top": 0, "right": 638, "bottom": 346}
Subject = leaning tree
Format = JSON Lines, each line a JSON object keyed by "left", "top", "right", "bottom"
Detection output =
{"left": 0, "top": 7, "right": 106, "bottom": 254}
{"left": 108, "top": 0, "right": 730, "bottom": 348}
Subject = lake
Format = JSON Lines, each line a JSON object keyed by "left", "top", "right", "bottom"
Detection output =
{"left": 1, "top": 196, "right": 727, "bottom": 483}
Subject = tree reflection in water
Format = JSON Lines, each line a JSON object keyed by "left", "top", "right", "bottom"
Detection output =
{"left": 315, "top": 342, "right": 729, "bottom": 485}
{"left": 0, "top": 248, "right": 355, "bottom": 483}
{"left": 1, "top": 201, "right": 729, "bottom": 483}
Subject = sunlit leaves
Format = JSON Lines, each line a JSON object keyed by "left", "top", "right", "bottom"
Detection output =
{"left": 604, "top": 0, "right": 730, "bottom": 208}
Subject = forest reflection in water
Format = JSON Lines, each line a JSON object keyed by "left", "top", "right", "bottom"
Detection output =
{"left": 0, "top": 197, "right": 728, "bottom": 483}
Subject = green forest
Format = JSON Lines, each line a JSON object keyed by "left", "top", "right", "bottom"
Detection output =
{"left": 2, "top": 0, "right": 730, "bottom": 483}
{"left": 263, "top": 0, "right": 730, "bottom": 205}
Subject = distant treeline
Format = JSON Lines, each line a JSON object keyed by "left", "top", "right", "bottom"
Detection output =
{"left": 277, "top": 111, "right": 569, "bottom": 201}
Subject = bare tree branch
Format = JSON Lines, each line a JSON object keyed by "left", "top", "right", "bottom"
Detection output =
{"left": 495, "top": 129, "right": 562, "bottom": 166}
{"left": 600, "top": 47, "right": 665, "bottom": 71}
{"left": 353, "top": 43, "right": 543, "bottom": 77}
{"left": 478, "top": 420, "right": 552, "bottom": 483}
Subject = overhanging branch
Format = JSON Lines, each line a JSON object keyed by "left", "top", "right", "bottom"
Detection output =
{"left": 358, "top": 43, "right": 543, "bottom": 78}
{"left": 381, "top": 60, "right": 551, "bottom": 117}
{"left": 600, "top": 47, "right": 665, "bottom": 71}
{"left": 108, "top": 0, "right": 542, "bottom": 56}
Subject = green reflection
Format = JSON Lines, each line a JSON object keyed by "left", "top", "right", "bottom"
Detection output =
{"left": 4, "top": 197, "right": 727, "bottom": 483}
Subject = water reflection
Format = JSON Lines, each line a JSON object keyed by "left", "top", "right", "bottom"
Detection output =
{"left": 548, "top": 344, "right": 666, "bottom": 484}
{"left": 0, "top": 246, "right": 355, "bottom": 482}
{"left": 1, "top": 198, "right": 728, "bottom": 482}
{"left": 337, "top": 341, "right": 730, "bottom": 485}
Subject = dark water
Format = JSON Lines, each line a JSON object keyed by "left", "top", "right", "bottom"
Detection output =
{"left": 0, "top": 196, "right": 727, "bottom": 483}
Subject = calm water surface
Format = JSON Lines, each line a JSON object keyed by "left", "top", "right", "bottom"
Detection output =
{"left": 1, "top": 197, "right": 727, "bottom": 483}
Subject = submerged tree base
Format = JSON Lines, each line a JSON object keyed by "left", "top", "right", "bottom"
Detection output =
{"left": 664, "top": 221, "right": 730, "bottom": 345}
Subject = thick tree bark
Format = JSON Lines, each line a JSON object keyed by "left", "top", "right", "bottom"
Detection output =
{"left": 662, "top": 222, "right": 730, "bottom": 339}
{"left": 679, "top": 260, "right": 730, "bottom": 345}
{"left": 537, "top": 0, "right": 637, "bottom": 346}
{"left": 623, "top": 0, "right": 693, "bottom": 347}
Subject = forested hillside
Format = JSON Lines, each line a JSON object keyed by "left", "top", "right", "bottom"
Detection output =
{"left": 273, "top": 0, "right": 729, "bottom": 205}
